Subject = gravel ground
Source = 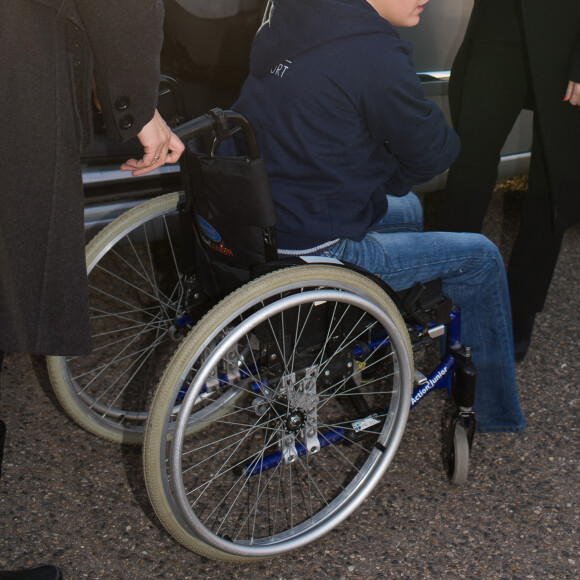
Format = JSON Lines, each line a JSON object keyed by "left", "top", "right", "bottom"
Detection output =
{"left": 1, "top": 181, "right": 578, "bottom": 579}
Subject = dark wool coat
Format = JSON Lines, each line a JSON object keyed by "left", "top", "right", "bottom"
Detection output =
{"left": 449, "top": 0, "right": 580, "bottom": 233}
{"left": 0, "top": 0, "right": 164, "bottom": 355}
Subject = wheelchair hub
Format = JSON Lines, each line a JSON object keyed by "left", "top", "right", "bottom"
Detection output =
{"left": 276, "top": 366, "right": 321, "bottom": 461}
{"left": 286, "top": 410, "right": 306, "bottom": 432}
{"left": 252, "top": 366, "right": 323, "bottom": 464}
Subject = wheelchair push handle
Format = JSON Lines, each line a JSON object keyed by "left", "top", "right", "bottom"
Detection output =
{"left": 173, "top": 109, "right": 261, "bottom": 160}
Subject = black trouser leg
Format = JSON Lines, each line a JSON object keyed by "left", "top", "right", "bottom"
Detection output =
{"left": 508, "top": 123, "right": 564, "bottom": 317}
{"left": 507, "top": 122, "right": 563, "bottom": 360}
{"left": 441, "top": 42, "right": 528, "bottom": 232}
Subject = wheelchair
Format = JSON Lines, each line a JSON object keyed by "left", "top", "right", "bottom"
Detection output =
{"left": 47, "top": 108, "right": 476, "bottom": 560}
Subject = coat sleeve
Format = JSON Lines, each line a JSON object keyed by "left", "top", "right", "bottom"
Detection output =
{"left": 360, "top": 40, "right": 460, "bottom": 195}
{"left": 74, "top": 0, "right": 164, "bottom": 142}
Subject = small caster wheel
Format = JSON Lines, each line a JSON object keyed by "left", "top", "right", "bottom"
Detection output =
{"left": 447, "top": 422, "right": 470, "bottom": 485}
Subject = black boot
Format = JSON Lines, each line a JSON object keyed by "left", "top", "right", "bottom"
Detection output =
{"left": 0, "top": 565, "right": 63, "bottom": 580}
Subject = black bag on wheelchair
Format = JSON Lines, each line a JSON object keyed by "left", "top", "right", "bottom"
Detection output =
{"left": 179, "top": 109, "right": 277, "bottom": 297}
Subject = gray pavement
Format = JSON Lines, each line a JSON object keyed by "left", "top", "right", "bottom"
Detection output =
{"left": 1, "top": 184, "right": 578, "bottom": 579}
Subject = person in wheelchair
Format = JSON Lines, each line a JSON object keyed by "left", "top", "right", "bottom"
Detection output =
{"left": 230, "top": 0, "right": 525, "bottom": 433}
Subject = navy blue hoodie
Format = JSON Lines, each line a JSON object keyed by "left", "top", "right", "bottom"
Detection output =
{"left": 232, "top": 0, "right": 460, "bottom": 250}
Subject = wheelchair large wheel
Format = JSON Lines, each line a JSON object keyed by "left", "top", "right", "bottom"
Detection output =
{"left": 47, "top": 192, "right": 188, "bottom": 445}
{"left": 143, "top": 265, "right": 413, "bottom": 560}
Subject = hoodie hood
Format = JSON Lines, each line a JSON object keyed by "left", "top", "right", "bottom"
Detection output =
{"left": 250, "top": 0, "right": 397, "bottom": 77}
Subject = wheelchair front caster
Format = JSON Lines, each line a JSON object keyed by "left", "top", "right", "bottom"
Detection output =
{"left": 447, "top": 422, "right": 469, "bottom": 484}
{"left": 446, "top": 412, "right": 475, "bottom": 485}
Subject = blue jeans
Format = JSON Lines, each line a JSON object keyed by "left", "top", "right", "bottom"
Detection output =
{"left": 315, "top": 193, "right": 525, "bottom": 433}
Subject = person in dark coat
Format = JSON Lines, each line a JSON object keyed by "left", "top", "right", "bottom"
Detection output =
{"left": 0, "top": 0, "right": 184, "bottom": 358}
{"left": 0, "top": 1, "right": 184, "bottom": 576}
{"left": 440, "top": 0, "right": 580, "bottom": 361}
